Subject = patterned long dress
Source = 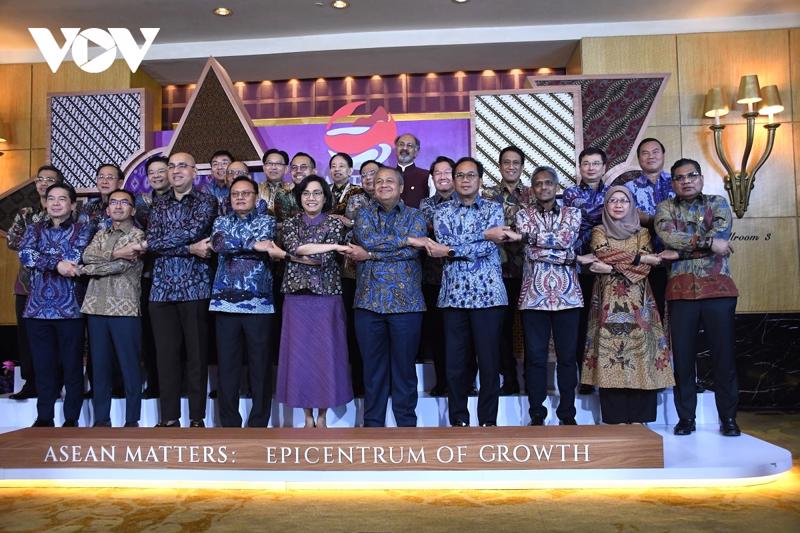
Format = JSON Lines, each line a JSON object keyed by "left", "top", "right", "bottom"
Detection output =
{"left": 580, "top": 226, "right": 675, "bottom": 422}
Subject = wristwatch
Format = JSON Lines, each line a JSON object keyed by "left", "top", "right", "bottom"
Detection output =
{"left": 447, "top": 248, "right": 455, "bottom": 258}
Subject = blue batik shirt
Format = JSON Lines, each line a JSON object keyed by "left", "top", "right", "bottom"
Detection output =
{"left": 203, "top": 180, "right": 229, "bottom": 212}
{"left": 19, "top": 217, "right": 93, "bottom": 319}
{"left": 433, "top": 195, "right": 508, "bottom": 309}
{"left": 625, "top": 171, "right": 675, "bottom": 252}
{"left": 147, "top": 188, "right": 217, "bottom": 302}
{"left": 562, "top": 180, "right": 609, "bottom": 256}
{"left": 353, "top": 200, "right": 426, "bottom": 314}
{"left": 209, "top": 210, "right": 276, "bottom": 314}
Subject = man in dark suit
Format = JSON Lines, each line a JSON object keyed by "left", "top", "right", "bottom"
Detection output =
{"left": 395, "top": 133, "right": 429, "bottom": 208}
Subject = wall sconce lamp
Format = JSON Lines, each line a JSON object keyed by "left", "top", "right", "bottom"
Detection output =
{"left": 704, "top": 75, "right": 783, "bottom": 218}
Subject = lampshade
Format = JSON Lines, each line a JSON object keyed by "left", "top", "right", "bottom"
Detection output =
{"left": 703, "top": 87, "right": 729, "bottom": 118}
{"left": 736, "top": 74, "right": 762, "bottom": 105}
{"left": 758, "top": 85, "right": 784, "bottom": 116}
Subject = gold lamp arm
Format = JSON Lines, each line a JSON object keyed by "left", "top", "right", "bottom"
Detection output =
{"left": 742, "top": 123, "right": 780, "bottom": 212}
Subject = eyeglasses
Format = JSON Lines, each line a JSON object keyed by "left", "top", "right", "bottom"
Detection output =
{"left": 210, "top": 160, "right": 231, "bottom": 168}
{"left": 226, "top": 169, "right": 248, "bottom": 176}
{"left": 580, "top": 161, "right": 604, "bottom": 168}
{"left": 532, "top": 179, "right": 556, "bottom": 188}
{"left": 360, "top": 169, "right": 378, "bottom": 179}
{"left": 607, "top": 198, "right": 631, "bottom": 205}
{"left": 396, "top": 142, "right": 418, "bottom": 150}
{"left": 35, "top": 176, "right": 57, "bottom": 183}
{"left": 147, "top": 168, "right": 168, "bottom": 176}
{"left": 301, "top": 190, "right": 324, "bottom": 198}
{"left": 454, "top": 171, "right": 479, "bottom": 181}
{"left": 290, "top": 164, "right": 311, "bottom": 172}
{"left": 264, "top": 161, "right": 286, "bottom": 167}
{"left": 96, "top": 174, "right": 120, "bottom": 182}
{"left": 230, "top": 191, "right": 256, "bottom": 199}
{"left": 108, "top": 199, "right": 133, "bottom": 207}
{"left": 672, "top": 171, "right": 701, "bottom": 183}
{"left": 168, "top": 162, "right": 195, "bottom": 170}
{"left": 433, "top": 170, "right": 453, "bottom": 178}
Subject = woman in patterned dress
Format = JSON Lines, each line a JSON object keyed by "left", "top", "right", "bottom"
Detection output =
{"left": 270, "top": 175, "right": 353, "bottom": 428}
{"left": 580, "top": 186, "right": 674, "bottom": 424}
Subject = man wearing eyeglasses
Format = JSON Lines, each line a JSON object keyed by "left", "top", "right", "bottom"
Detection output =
{"left": 273, "top": 152, "right": 316, "bottom": 223}
{"left": 204, "top": 150, "right": 234, "bottom": 206}
{"left": 82, "top": 163, "right": 125, "bottom": 233}
{"left": 6, "top": 165, "right": 64, "bottom": 400}
{"left": 655, "top": 158, "right": 740, "bottom": 438}
{"left": 258, "top": 149, "right": 289, "bottom": 216}
{"left": 394, "top": 133, "right": 429, "bottom": 208}
{"left": 217, "top": 161, "right": 250, "bottom": 216}
{"left": 144, "top": 152, "right": 218, "bottom": 428}
{"left": 563, "top": 147, "right": 610, "bottom": 395}
{"left": 78, "top": 189, "right": 144, "bottom": 427}
{"left": 209, "top": 176, "right": 277, "bottom": 428}
{"left": 426, "top": 157, "right": 510, "bottom": 427}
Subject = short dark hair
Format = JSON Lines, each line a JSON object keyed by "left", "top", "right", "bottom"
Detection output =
{"left": 229, "top": 175, "right": 258, "bottom": 195}
{"left": 46, "top": 181, "right": 77, "bottom": 203}
{"left": 499, "top": 146, "right": 525, "bottom": 165}
{"left": 637, "top": 138, "right": 665, "bottom": 156}
{"left": 109, "top": 188, "right": 136, "bottom": 205}
{"left": 96, "top": 163, "right": 123, "bottom": 180}
{"left": 670, "top": 158, "right": 701, "bottom": 177}
{"left": 579, "top": 147, "right": 608, "bottom": 165}
{"left": 395, "top": 133, "right": 420, "bottom": 148}
{"left": 454, "top": 156, "right": 484, "bottom": 179}
{"left": 329, "top": 152, "right": 353, "bottom": 169}
{"left": 291, "top": 152, "right": 316, "bottom": 170}
{"left": 145, "top": 155, "right": 169, "bottom": 173}
{"left": 359, "top": 159, "right": 382, "bottom": 174}
{"left": 294, "top": 175, "right": 333, "bottom": 212}
{"left": 531, "top": 166, "right": 560, "bottom": 186}
{"left": 429, "top": 155, "right": 455, "bottom": 176}
{"left": 262, "top": 148, "right": 288, "bottom": 165}
{"left": 36, "top": 164, "right": 64, "bottom": 182}
{"left": 210, "top": 150, "right": 235, "bottom": 163}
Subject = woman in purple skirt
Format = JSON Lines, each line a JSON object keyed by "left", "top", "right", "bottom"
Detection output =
{"left": 269, "top": 175, "right": 353, "bottom": 428}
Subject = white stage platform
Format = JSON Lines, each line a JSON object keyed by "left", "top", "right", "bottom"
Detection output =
{"left": 0, "top": 363, "right": 793, "bottom": 490}
{"left": 0, "top": 425, "right": 791, "bottom": 489}
{"left": 1, "top": 363, "right": 724, "bottom": 428}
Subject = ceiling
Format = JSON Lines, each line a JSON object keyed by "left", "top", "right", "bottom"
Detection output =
{"left": 1, "top": 0, "right": 798, "bottom": 84}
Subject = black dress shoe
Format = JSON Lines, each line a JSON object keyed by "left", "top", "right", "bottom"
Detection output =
{"left": 452, "top": 420, "right": 469, "bottom": 427}
{"left": 190, "top": 419, "right": 205, "bottom": 428}
{"left": 10, "top": 386, "right": 37, "bottom": 400}
{"left": 111, "top": 389, "right": 125, "bottom": 399}
{"left": 529, "top": 414, "right": 546, "bottom": 426}
{"left": 499, "top": 380, "right": 519, "bottom": 396}
{"left": 467, "top": 386, "right": 478, "bottom": 396}
{"left": 480, "top": 422, "right": 496, "bottom": 427}
{"left": 578, "top": 384, "right": 595, "bottom": 395}
{"left": 124, "top": 422, "right": 139, "bottom": 428}
{"left": 92, "top": 421, "right": 112, "bottom": 427}
{"left": 719, "top": 418, "right": 741, "bottom": 437}
{"left": 208, "top": 390, "right": 218, "bottom": 399}
{"left": 429, "top": 384, "right": 447, "bottom": 397}
{"left": 155, "top": 420, "right": 180, "bottom": 428}
{"left": 559, "top": 418, "right": 577, "bottom": 425}
{"left": 62, "top": 420, "right": 78, "bottom": 427}
{"left": 673, "top": 418, "right": 696, "bottom": 435}
{"left": 31, "top": 419, "right": 54, "bottom": 427}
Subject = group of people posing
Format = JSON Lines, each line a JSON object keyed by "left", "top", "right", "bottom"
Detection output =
{"left": 8, "top": 132, "right": 742, "bottom": 437}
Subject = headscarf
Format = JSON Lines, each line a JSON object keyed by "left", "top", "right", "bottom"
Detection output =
{"left": 602, "top": 185, "right": 640, "bottom": 240}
